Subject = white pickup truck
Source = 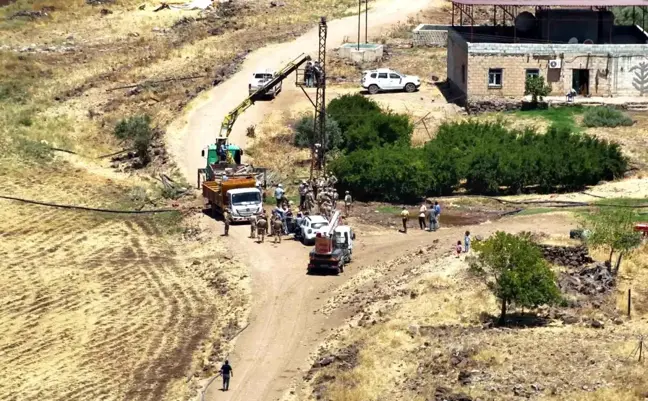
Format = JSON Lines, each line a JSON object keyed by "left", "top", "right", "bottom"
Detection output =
{"left": 249, "top": 69, "right": 282, "bottom": 98}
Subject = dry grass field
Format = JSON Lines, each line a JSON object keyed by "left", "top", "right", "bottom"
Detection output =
{"left": 303, "top": 242, "right": 648, "bottom": 401}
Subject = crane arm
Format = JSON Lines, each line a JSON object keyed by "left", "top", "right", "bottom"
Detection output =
{"left": 217, "top": 53, "right": 312, "bottom": 140}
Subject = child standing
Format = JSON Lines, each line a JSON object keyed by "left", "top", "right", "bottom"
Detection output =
{"left": 464, "top": 231, "right": 471, "bottom": 253}
{"left": 455, "top": 240, "right": 462, "bottom": 257}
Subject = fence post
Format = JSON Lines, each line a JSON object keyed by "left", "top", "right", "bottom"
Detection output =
{"left": 628, "top": 289, "right": 632, "bottom": 318}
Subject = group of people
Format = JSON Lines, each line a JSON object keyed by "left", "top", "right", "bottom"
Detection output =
{"left": 303, "top": 61, "right": 323, "bottom": 88}
{"left": 399, "top": 200, "right": 441, "bottom": 234}
{"left": 296, "top": 174, "right": 353, "bottom": 218}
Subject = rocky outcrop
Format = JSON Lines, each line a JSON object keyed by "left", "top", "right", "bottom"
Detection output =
{"left": 538, "top": 244, "right": 594, "bottom": 268}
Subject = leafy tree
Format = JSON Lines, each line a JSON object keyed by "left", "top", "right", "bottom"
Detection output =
{"left": 344, "top": 112, "right": 413, "bottom": 153}
{"left": 330, "top": 145, "right": 432, "bottom": 203}
{"left": 580, "top": 207, "right": 643, "bottom": 274}
{"left": 524, "top": 75, "right": 551, "bottom": 103}
{"left": 471, "top": 232, "right": 561, "bottom": 325}
{"left": 293, "top": 114, "right": 342, "bottom": 151}
{"left": 327, "top": 93, "right": 381, "bottom": 133}
{"left": 113, "top": 115, "right": 153, "bottom": 164}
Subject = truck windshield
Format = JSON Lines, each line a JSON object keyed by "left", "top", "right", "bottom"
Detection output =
{"left": 254, "top": 73, "right": 273, "bottom": 80}
{"left": 231, "top": 192, "right": 261, "bottom": 204}
{"left": 311, "top": 222, "right": 328, "bottom": 230}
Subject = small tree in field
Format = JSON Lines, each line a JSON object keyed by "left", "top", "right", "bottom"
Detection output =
{"left": 471, "top": 232, "right": 561, "bottom": 325}
{"left": 524, "top": 75, "right": 551, "bottom": 103}
{"left": 113, "top": 115, "right": 153, "bottom": 164}
{"left": 580, "top": 207, "right": 642, "bottom": 274}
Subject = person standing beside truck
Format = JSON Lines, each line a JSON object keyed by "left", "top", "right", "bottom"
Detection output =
{"left": 274, "top": 184, "right": 285, "bottom": 207}
{"left": 257, "top": 215, "right": 267, "bottom": 243}
{"left": 249, "top": 214, "right": 258, "bottom": 239}
{"left": 272, "top": 214, "right": 283, "bottom": 243}
{"left": 223, "top": 208, "right": 232, "bottom": 236}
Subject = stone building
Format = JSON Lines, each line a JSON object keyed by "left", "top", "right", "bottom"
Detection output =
{"left": 446, "top": 0, "right": 648, "bottom": 102}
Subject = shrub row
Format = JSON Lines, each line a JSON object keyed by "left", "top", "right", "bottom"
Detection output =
{"left": 328, "top": 96, "right": 627, "bottom": 202}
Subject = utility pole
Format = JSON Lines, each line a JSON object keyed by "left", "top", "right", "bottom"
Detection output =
{"left": 365, "top": 0, "right": 368, "bottom": 43}
{"left": 357, "top": 0, "right": 361, "bottom": 50}
{"left": 311, "top": 16, "right": 327, "bottom": 178}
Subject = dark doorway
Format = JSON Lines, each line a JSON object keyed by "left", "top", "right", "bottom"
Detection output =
{"left": 572, "top": 69, "right": 590, "bottom": 95}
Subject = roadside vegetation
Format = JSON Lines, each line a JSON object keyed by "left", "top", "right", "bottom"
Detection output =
{"left": 583, "top": 106, "right": 634, "bottom": 128}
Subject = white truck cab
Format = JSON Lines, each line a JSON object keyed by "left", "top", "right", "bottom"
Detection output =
{"left": 227, "top": 187, "right": 263, "bottom": 222}
{"left": 249, "top": 68, "right": 282, "bottom": 97}
{"left": 334, "top": 226, "right": 355, "bottom": 253}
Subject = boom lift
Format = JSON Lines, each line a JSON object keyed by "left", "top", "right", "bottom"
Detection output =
{"left": 198, "top": 53, "right": 312, "bottom": 187}
{"left": 308, "top": 210, "right": 355, "bottom": 275}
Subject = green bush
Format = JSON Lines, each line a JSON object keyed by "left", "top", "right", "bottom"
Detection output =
{"left": 330, "top": 145, "right": 432, "bottom": 203}
{"left": 293, "top": 114, "right": 342, "bottom": 150}
{"left": 344, "top": 111, "right": 413, "bottom": 153}
{"left": 524, "top": 75, "right": 551, "bottom": 103}
{"left": 327, "top": 93, "right": 381, "bottom": 133}
{"left": 582, "top": 106, "right": 634, "bottom": 128}
{"left": 113, "top": 115, "right": 153, "bottom": 164}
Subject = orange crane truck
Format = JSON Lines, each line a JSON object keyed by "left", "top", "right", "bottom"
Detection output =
{"left": 202, "top": 164, "right": 266, "bottom": 222}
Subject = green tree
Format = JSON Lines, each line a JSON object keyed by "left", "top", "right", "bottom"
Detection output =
{"left": 293, "top": 114, "right": 342, "bottom": 151}
{"left": 524, "top": 75, "right": 551, "bottom": 103}
{"left": 580, "top": 207, "right": 643, "bottom": 274}
{"left": 327, "top": 93, "right": 381, "bottom": 133}
{"left": 344, "top": 112, "right": 413, "bottom": 153}
{"left": 471, "top": 232, "right": 561, "bottom": 325}
{"left": 113, "top": 115, "right": 153, "bottom": 164}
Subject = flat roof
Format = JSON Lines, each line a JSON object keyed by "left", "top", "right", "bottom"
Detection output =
{"left": 451, "top": 0, "right": 648, "bottom": 6}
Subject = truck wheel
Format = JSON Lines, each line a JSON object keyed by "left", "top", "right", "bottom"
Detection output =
{"left": 338, "top": 261, "right": 344, "bottom": 273}
{"left": 404, "top": 83, "right": 416, "bottom": 93}
{"left": 368, "top": 84, "right": 379, "bottom": 95}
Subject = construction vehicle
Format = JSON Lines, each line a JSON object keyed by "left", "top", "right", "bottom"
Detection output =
{"left": 307, "top": 210, "right": 355, "bottom": 275}
{"left": 202, "top": 164, "right": 267, "bottom": 222}
{"left": 197, "top": 53, "right": 312, "bottom": 188}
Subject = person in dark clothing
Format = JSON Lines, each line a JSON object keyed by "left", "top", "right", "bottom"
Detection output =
{"left": 220, "top": 360, "right": 233, "bottom": 391}
{"left": 304, "top": 61, "right": 313, "bottom": 87}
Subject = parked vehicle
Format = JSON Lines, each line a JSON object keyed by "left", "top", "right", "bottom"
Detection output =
{"left": 249, "top": 68, "right": 282, "bottom": 97}
{"left": 307, "top": 211, "right": 355, "bottom": 275}
{"left": 201, "top": 162, "right": 266, "bottom": 222}
{"left": 361, "top": 68, "right": 420, "bottom": 94}
{"left": 296, "top": 215, "right": 330, "bottom": 245}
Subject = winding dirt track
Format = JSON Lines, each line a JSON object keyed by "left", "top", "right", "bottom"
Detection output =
{"left": 167, "top": 2, "right": 576, "bottom": 401}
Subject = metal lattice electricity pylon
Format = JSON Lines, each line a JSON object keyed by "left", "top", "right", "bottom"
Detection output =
{"left": 311, "top": 16, "right": 327, "bottom": 178}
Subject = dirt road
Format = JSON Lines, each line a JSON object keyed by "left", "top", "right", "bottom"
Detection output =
{"left": 200, "top": 214, "right": 574, "bottom": 401}
{"left": 167, "top": 0, "right": 439, "bottom": 180}
{"left": 165, "top": 2, "right": 575, "bottom": 401}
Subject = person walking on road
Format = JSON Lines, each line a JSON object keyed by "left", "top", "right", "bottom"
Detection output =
{"left": 400, "top": 206, "right": 410, "bottom": 233}
{"left": 274, "top": 184, "right": 285, "bottom": 208}
{"left": 418, "top": 202, "right": 427, "bottom": 230}
{"left": 344, "top": 191, "right": 353, "bottom": 216}
{"left": 433, "top": 201, "right": 441, "bottom": 231}
{"left": 220, "top": 360, "right": 233, "bottom": 391}
{"left": 223, "top": 208, "right": 232, "bottom": 236}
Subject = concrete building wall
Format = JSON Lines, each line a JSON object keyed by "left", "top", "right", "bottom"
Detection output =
{"left": 447, "top": 30, "right": 468, "bottom": 96}
{"left": 457, "top": 39, "right": 648, "bottom": 100}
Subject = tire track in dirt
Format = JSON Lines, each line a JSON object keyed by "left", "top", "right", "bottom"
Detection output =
{"left": 0, "top": 202, "right": 225, "bottom": 401}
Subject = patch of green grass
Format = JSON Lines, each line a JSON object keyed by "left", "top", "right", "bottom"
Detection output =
{"left": 517, "top": 207, "right": 556, "bottom": 216}
{"left": 515, "top": 106, "right": 584, "bottom": 132}
{"left": 375, "top": 205, "right": 402, "bottom": 214}
{"left": 593, "top": 198, "right": 648, "bottom": 207}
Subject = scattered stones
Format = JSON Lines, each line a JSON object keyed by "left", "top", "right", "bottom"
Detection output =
{"left": 560, "top": 262, "right": 616, "bottom": 295}
{"left": 86, "top": 0, "right": 115, "bottom": 4}
{"left": 100, "top": 8, "right": 113, "bottom": 15}
{"left": 9, "top": 10, "right": 50, "bottom": 19}
{"left": 590, "top": 319, "right": 605, "bottom": 329}
{"left": 538, "top": 244, "right": 594, "bottom": 268}
{"left": 434, "top": 386, "right": 473, "bottom": 401}
{"left": 269, "top": 0, "right": 285, "bottom": 6}
{"left": 458, "top": 370, "right": 472, "bottom": 385}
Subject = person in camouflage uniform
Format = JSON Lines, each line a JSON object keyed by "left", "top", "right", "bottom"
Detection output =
{"left": 249, "top": 213, "right": 257, "bottom": 239}
{"left": 223, "top": 208, "right": 232, "bottom": 236}
{"left": 272, "top": 215, "right": 283, "bottom": 243}
{"left": 257, "top": 215, "right": 267, "bottom": 243}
